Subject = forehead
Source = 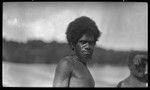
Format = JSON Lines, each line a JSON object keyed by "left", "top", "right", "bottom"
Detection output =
{"left": 79, "top": 34, "right": 94, "bottom": 41}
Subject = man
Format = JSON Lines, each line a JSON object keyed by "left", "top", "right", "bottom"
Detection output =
{"left": 117, "top": 51, "right": 148, "bottom": 87}
{"left": 53, "top": 16, "right": 101, "bottom": 87}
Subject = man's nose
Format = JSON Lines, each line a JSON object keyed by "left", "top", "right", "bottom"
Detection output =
{"left": 84, "top": 43, "right": 91, "bottom": 50}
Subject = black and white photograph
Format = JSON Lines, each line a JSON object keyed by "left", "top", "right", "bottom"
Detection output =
{"left": 2, "top": 2, "right": 148, "bottom": 87}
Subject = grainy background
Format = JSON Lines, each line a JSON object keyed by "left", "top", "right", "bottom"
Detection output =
{"left": 3, "top": 2, "right": 147, "bottom": 87}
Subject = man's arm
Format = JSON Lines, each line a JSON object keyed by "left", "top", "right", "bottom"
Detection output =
{"left": 53, "top": 59, "right": 72, "bottom": 87}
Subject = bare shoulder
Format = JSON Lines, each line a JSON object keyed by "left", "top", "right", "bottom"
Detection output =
{"left": 117, "top": 80, "right": 128, "bottom": 88}
{"left": 117, "top": 76, "right": 131, "bottom": 87}
{"left": 53, "top": 56, "right": 74, "bottom": 87}
{"left": 117, "top": 81, "right": 123, "bottom": 88}
{"left": 59, "top": 56, "right": 73, "bottom": 65}
{"left": 56, "top": 56, "right": 74, "bottom": 71}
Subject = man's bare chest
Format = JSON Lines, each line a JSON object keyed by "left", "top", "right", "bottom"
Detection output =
{"left": 69, "top": 61, "right": 95, "bottom": 87}
{"left": 71, "top": 61, "right": 94, "bottom": 81}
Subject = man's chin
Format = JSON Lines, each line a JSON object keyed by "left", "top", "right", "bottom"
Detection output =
{"left": 84, "top": 54, "right": 92, "bottom": 60}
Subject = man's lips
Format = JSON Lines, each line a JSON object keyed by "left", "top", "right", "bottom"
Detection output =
{"left": 82, "top": 50, "right": 91, "bottom": 55}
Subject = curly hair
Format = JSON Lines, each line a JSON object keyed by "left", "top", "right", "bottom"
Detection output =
{"left": 128, "top": 50, "right": 147, "bottom": 70}
{"left": 66, "top": 16, "right": 101, "bottom": 49}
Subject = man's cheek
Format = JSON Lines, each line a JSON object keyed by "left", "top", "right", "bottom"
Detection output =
{"left": 80, "top": 44, "right": 86, "bottom": 51}
{"left": 75, "top": 45, "right": 82, "bottom": 55}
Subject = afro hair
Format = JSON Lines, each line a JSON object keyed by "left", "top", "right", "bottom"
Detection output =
{"left": 66, "top": 16, "right": 101, "bottom": 49}
{"left": 128, "top": 50, "right": 147, "bottom": 70}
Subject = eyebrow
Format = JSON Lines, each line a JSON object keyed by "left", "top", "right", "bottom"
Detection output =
{"left": 79, "top": 40, "right": 95, "bottom": 44}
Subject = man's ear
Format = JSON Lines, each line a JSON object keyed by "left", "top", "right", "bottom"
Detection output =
{"left": 70, "top": 43, "right": 75, "bottom": 50}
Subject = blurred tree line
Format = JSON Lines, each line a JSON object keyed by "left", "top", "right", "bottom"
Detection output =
{"left": 3, "top": 39, "right": 147, "bottom": 66}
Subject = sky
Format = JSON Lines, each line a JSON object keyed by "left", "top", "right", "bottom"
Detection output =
{"left": 3, "top": 2, "right": 148, "bottom": 51}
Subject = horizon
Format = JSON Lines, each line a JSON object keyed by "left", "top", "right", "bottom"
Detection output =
{"left": 3, "top": 38, "right": 148, "bottom": 52}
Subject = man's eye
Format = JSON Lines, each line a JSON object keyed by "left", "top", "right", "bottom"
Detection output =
{"left": 80, "top": 41, "right": 86, "bottom": 44}
{"left": 79, "top": 41, "right": 95, "bottom": 45}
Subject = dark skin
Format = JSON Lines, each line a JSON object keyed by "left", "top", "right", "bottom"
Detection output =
{"left": 117, "top": 54, "right": 148, "bottom": 87}
{"left": 53, "top": 34, "right": 95, "bottom": 87}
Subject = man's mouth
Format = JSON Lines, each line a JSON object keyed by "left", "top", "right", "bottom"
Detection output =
{"left": 82, "top": 50, "right": 91, "bottom": 55}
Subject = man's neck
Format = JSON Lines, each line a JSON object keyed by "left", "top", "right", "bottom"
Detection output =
{"left": 72, "top": 54, "right": 88, "bottom": 66}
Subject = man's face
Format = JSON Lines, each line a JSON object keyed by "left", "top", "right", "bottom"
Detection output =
{"left": 131, "top": 54, "right": 148, "bottom": 82}
{"left": 74, "top": 34, "right": 95, "bottom": 63}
